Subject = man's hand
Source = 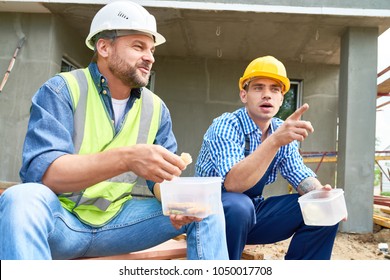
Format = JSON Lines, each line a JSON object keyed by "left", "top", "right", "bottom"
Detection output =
{"left": 298, "top": 179, "right": 348, "bottom": 222}
{"left": 169, "top": 214, "right": 202, "bottom": 230}
{"left": 124, "top": 144, "right": 186, "bottom": 183}
{"left": 271, "top": 103, "right": 314, "bottom": 147}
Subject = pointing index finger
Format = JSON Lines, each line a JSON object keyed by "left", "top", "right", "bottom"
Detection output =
{"left": 287, "top": 103, "right": 309, "bottom": 121}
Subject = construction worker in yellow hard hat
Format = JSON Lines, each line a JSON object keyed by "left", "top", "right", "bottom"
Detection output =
{"left": 195, "top": 55, "right": 340, "bottom": 260}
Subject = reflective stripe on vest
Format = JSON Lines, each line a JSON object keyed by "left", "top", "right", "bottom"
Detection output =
{"left": 58, "top": 68, "right": 161, "bottom": 226}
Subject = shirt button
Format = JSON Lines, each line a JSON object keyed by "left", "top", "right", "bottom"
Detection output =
{"left": 101, "top": 78, "right": 105, "bottom": 83}
{"left": 102, "top": 90, "right": 107, "bottom": 95}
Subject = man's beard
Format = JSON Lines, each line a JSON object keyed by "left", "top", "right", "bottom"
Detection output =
{"left": 108, "top": 52, "right": 150, "bottom": 88}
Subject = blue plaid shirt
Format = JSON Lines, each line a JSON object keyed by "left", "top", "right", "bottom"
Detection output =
{"left": 195, "top": 107, "right": 316, "bottom": 191}
{"left": 20, "top": 63, "right": 177, "bottom": 193}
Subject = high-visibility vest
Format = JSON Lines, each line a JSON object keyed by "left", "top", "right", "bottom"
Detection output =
{"left": 57, "top": 68, "right": 161, "bottom": 226}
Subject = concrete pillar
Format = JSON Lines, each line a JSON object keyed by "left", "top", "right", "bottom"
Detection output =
{"left": 337, "top": 27, "right": 378, "bottom": 233}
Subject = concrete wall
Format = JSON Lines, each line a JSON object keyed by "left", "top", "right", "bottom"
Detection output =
{"left": 0, "top": 12, "right": 90, "bottom": 182}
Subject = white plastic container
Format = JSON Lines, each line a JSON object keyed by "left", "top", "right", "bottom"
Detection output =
{"left": 160, "top": 177, "right": 222, "bottom": 218}
{"left": 298, "top": 189, "right": 348, "bottom": 226}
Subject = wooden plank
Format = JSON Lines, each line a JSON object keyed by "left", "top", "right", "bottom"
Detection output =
{"left": 78, "top": 238, "right": 264, "bottom": 260}
{"left": 303, "top": 156, "right": 337, "bottom": 163}
{"left": 373, "top": 214, "right": 390, "bottom": 229}
{"left": 380, "top": 208, "right": 390, "bottom": 215}
{"left": 375, "top": 155, "right": 390, "bottom": 161}
{"left": 374, "top": 196, "right": 390, "bottom": 207}
{"left": 241, "top": 245, "right": 264, "bottom": 260}
{"left": 241, "top": 251, "right": 264, "bottom": 260}
{"left": 78, "top": 238, "right": 187, "bottom": 260}
{"left": 301, "top": 154, "right": 390, "bottom": 164}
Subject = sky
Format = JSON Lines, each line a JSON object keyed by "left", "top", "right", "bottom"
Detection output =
{"left": 376, "top": 28, "right": 390, "bottom": 151}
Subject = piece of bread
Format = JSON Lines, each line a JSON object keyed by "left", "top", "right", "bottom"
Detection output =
{"left": 180, "top": 152, "right": 192, "bottom": 166}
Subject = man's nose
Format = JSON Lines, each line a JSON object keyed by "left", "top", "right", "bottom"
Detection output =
{"left": 262, "top": 88, "right": 273, "bottom": 97}
{"left": 143, "top": 51, "right": 155, "bottom": 63}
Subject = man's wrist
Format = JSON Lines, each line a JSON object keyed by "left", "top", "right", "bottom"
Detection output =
{"left": 297, "top": 177, "right": 318, "bottom": 194}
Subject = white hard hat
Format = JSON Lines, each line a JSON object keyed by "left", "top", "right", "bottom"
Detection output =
{"left": 85, "top": 1, "right": 166, "bottom": 50}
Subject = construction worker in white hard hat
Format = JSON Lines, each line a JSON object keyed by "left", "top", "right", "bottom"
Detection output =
{"left": 195, "top": 55, "right": 342, "bottom": 259}
{"left": 0, "top": 1, "right": 228, "bottom": 260}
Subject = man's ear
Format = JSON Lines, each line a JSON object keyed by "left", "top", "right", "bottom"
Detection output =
{"left": 280, "top": 94, "right": 284, "bottom": 106}
{"left": 96, "top": 38, "right": 110, "bottom": 58}
{"left": 239, "top": 89, "right": 247, "bottom": 103}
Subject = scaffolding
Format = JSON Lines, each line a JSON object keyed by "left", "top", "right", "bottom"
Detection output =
{"left": 300, "top": 65, "right": 390, "bottom": 193}
{"left": 301, "top": 150, "right": 390, "bottom": 194}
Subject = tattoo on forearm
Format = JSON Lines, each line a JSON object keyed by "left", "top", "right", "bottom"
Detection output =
{"left": 298, "top": 177, "right": 317, "bottom": 194}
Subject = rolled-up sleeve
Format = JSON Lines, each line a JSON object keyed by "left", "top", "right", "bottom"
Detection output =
{"left": 19, "top": 75, "right": 75, "bottom": 183}
{"left": 278, "top": 141, "right": 316, "bottom": 189}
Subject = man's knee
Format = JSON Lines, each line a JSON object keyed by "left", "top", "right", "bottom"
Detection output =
{"left": 1, "top": 183, "right": 57, "bottom": 208}
{"left": 222, "top": 192, "right": 255, "bottom": 223}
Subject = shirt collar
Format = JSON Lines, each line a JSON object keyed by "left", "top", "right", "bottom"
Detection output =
{"left": 238, "top": 107, "right": 276, "bottom": 136}
{"left": 236, "top": 107, "right": 258, "bottom": 135}
{"left": 88, "top": 63, "right": 141, "bottom": 99}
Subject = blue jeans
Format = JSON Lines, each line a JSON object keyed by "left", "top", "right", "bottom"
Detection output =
{"left": 0, "top": 183, "right": 228, "bottom": 260}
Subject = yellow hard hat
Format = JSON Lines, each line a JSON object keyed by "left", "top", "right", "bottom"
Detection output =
{"left": 239, "top": 56, "right": 290, "bottom": 94}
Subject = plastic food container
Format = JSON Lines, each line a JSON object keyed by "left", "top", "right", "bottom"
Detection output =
{"left": 160, "top": 177, "right": 222, "bottom": 218}
{"left": 298, "top": 188, "right": 348, "bottom": 226}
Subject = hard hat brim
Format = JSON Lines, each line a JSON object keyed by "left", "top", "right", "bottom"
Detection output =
{"left": 239, "top": 72, "right": 291, "bottom": 94}
{"left": 85, "top": 28, "right": 166, "bottom": 50}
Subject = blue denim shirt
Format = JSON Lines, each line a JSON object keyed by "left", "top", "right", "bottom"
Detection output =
{"left": 20, "top": 63, "right": 177, "bottom": 193}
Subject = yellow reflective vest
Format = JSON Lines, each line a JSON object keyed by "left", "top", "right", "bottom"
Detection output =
{"left": 57, "top": 68, "right": 161, "bottom": 226}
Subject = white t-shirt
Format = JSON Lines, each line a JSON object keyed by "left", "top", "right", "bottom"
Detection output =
{"left": 111, "top": 97, "right": 129, "bottom": 128}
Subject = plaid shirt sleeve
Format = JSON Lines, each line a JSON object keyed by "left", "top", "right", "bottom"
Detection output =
{"left": 277, "top": 140, "right": 317, "bottom": 189}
